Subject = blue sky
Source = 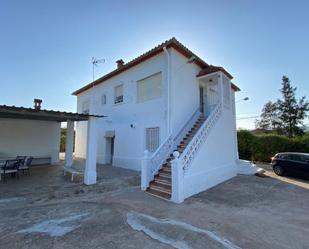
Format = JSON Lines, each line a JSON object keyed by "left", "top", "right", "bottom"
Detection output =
{"left": 1, "top": 0, "right": 308, "bottom": 129}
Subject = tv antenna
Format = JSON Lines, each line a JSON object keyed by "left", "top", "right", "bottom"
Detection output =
{"left": 91, "top": 57, "right": 105, "bottom": 82}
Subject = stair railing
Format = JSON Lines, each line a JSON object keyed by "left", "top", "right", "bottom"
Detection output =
{"left": 150, "top": 134, "right": 174, "bottom": 175}
{"left": 173, "top": 108, "right": 201, "bottom": 148}
{"left": 141, "top": 134, "right": 174, "bottom": 190}
{"left": 179, "top": 102, "right": 222, "bottom": 172}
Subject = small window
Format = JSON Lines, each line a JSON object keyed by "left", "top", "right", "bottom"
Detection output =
{"left": 101, "top": 94, "right": 107, "bottom": 105}
{"left": 82, "top": 100, "right": 90, "bottom": 114}
{"left": 145, "top": 127, "right": 160, "bottom": 152}
{"left": 137, "top": 72, "right": 162, "bottom": 103}
{"left": 114, "top": 85, "right": 123, "bottom": 104}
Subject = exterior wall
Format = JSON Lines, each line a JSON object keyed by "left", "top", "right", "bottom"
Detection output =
{"left": 169, "top": 48, "right": 201, "bottom": 137}
{"left": 0, "top": 118, "right": 61, "bottom": 160}
{"left": 183, "top": 89, "right": 238, "bottom": 199}
{"left": 75, "top": 53, "right": 169, "bottom": 171}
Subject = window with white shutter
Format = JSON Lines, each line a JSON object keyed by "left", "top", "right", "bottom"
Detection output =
{"left": 114, "top": 85, "right": 124, "bottom": 104}
{"left": 82, "top": 100, "right": 90, "bottom": 114}
{"left": 145, "top": 127, "right": 160, "bottom": 152}
{"left": 137, "top": 72, "right": 162, "bottom": 102}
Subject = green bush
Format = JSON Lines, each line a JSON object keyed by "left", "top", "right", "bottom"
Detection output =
{"left": 237, "top": 130, "right": 309, "bottom": 162}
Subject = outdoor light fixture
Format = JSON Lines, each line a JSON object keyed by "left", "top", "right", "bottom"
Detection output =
{"left": 236, "top": 97, "right": 249, "bottom": 103}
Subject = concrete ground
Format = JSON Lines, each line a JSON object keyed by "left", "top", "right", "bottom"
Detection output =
{"left": 0, "top": 162, "right": 308, "bottom": 249}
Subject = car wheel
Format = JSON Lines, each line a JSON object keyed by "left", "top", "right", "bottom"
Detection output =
{"left": 273, "top": 165, "right": 284, "bottom": 176}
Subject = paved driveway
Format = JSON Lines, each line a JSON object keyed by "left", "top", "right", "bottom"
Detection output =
{"left": 0, "top": 164, "right": 308, "bottom": 249}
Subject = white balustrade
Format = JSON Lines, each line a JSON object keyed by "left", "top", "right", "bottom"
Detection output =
{"left": 150, "top": 134, "right": 174, "bottom": 175}
{"left": 179, "top": 103, "right": 222, "bottom": 172}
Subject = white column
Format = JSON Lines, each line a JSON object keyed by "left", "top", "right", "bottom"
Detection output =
{"left": 171, "top": 151, "right": 184, "bottom": 203}
{"left": 65, "top": 120, "right": 74, "bottom": 167}
{"left": 51, "top": 122, "right": 61, "bottom": 164}
{"left": 141, "top": 150, "right": 151, "bottom": 190}
{"left": 219, "top": 72, "right": 224, "bottom": 108}
{"left": 84, "top": 117, "right": 98, "bottom": 185}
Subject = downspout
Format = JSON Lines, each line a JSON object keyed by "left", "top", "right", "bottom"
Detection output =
{"left": 163, "top": 46, "right": 171, "bottom": 134}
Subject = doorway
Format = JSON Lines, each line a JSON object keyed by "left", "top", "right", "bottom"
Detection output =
{"left": 105, "top": 130, "right": 115, "bottom": 165}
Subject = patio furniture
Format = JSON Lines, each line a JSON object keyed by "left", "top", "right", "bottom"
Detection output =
{"left": 16, "top": 156, "right": 27, "bottom": 165}
{"left": 0, "top": 159, "right": 21, "bottom": 183}
{"left": 19, "top": 156, "right": 33, "bottom": 175}
{"left": 63, "top": 166, "right": 83, "bottom": 181}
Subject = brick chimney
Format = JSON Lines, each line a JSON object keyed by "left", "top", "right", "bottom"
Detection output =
{"left": 34, "top": 99, "right": 42, "bottom": 110}
{"left": 116, "top": 59, "right": 124, "bottom": 69}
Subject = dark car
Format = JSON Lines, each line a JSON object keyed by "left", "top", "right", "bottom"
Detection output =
{"left": 271, "top": 152, "right": 309, "bottom": 176}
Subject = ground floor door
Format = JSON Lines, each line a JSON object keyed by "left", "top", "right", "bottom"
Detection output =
{"left": 105, "top": 130, "right": 115, "bottom": 165}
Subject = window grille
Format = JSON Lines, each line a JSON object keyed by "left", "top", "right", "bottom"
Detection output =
{"left": 145, "top": 127, "right": 160, "bottom": 152}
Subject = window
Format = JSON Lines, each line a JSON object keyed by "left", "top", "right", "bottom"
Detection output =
{"left": 223, "top": 76, "right": 231, "bottom": 108}
{"left": 114, "top": 85, "right": 123, "bottom": 104}
{"left": 82, "top": 100, "right": 90, "bottom": 114}
{"left": 101, "top": 94, "right": 107, "bottom": 105}
{"left": 145, "top": 127, "right": 160, "bottom": 152}
{"left": 137, "top": 72, "right": 162, "bottom": 103}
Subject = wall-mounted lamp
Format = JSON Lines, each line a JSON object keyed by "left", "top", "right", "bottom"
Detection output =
{"left": 236, "top": 97, "right": 249, "bottom": 103}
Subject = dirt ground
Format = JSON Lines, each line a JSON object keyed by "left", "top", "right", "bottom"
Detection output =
{"left": 0, "top": 163, "right": 308, "bottom": 249}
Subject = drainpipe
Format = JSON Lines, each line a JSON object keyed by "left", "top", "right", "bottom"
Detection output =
{"left": 163, "top": 46, "right": 171, "bottom": 134}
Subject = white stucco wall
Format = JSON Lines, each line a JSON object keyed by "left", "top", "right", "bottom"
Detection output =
{"left": 183, "top": 90, "right": 238, "bottom": 199}
{"left": 75, "top": 53, "right": 169, "bottom": 171}
{"left": 0, "top": 118, "right": 61, "bottom": 160}
{"left": 170, "top": 48, "right": 201, "bottom": 137}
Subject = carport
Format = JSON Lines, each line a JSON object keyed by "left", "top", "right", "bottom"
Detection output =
{"left": 0, "top": 104, "right": 103, "bottom": 185}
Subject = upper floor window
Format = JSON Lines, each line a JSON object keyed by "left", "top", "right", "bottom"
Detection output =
{"left": 101, "top": 94, "right": 107, "bottom": 105}
{"left": 137, "top": 72, "right": 162, "bottom": 103}
{"left": 114, "top": 85, "right": 123, "bottom": 104}
{"left": 82, "top": 100, "right": 90, "bottom": 114}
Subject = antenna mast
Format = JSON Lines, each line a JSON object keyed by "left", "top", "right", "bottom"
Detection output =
{"left": 91, "top": 57, "right": 105, "bottom": 82}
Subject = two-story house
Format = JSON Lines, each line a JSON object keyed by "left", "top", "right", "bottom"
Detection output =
{"left": 73, "top": 38, "right": 256, "bottom": 203}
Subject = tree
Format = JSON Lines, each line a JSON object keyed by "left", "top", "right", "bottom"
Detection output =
{"left": 277, "top": 76, "right": 309, "bottom": 137}
{"left": 256, "top": 76, "right": 309, "bottom": 137}
{"left": 255, "top": 101, "right": 281, "bottom": 131}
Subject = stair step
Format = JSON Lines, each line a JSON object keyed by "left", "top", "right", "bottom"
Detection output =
{"left": 149, "top": 184, "right": 171, "bottom": 194}
{"left": 146, "top": 187, "right": 171, "bottom": 200}
{"left": 155, "top": 178, "right": 172, "bottom": 186}
{"left": 162, "top": 162, "right": 171, "bottom": 167}
{"left": 159, "top": 167, "right": 171, "bottom": 173}
{"left": 150, "top": 181, "right": 171, "bottom": 190}
{"left": 155, "top": 174, "right": 171, "bottom": 182}
{"left": 159, "top": 171, "right": 171, "bottom": 177}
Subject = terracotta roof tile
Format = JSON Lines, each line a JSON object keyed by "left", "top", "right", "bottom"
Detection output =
{"left": 72, "top": 37, "right": 209, "bottom": 95}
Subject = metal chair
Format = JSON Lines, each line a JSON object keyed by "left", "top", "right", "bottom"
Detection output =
{"left": 0, "top": 159, "right": 21, "bottom": 183}
{"left": 16, "top": 156, "right": 27, "bottom": 165}
{"left": 19, "top": 156, "right": 33, "bottom": 175}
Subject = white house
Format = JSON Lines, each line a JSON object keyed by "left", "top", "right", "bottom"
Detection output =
{"left": 73, "top": 38, "right": 256, "bottom": 203}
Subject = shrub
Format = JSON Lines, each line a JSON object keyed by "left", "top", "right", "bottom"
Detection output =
{"left": 237, "top": 130, "right": 309, "bottom": 162}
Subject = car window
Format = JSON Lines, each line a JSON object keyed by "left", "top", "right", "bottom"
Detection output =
{"left": 279, "top": 154, "right": 291, "bottom": 160}
{"left": 291, "top": 154, "right": 304, "bottom": 162}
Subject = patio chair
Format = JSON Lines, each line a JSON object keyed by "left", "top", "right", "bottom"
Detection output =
{"left": 0, "top": 159, "right": 21, "bottom": 183}
{"left": 19, "top": 156, "right": 33, "bottom": 175}
{"left": 16, "top": 156, "right": 27, "bottom": 166}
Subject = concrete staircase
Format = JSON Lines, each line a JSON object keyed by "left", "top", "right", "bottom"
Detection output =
{"left": 146, "top": 115, "right": 206, "bottom": 200}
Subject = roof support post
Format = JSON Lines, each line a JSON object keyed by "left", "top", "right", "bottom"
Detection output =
{"left": 65, "top": 120, "right": 74, "bottom": 167}
{"left": 84, "top": 116, "right": 98, "bottom": 185}
{"left": 51, "top": 122, "right": 61, "bottom": 164}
